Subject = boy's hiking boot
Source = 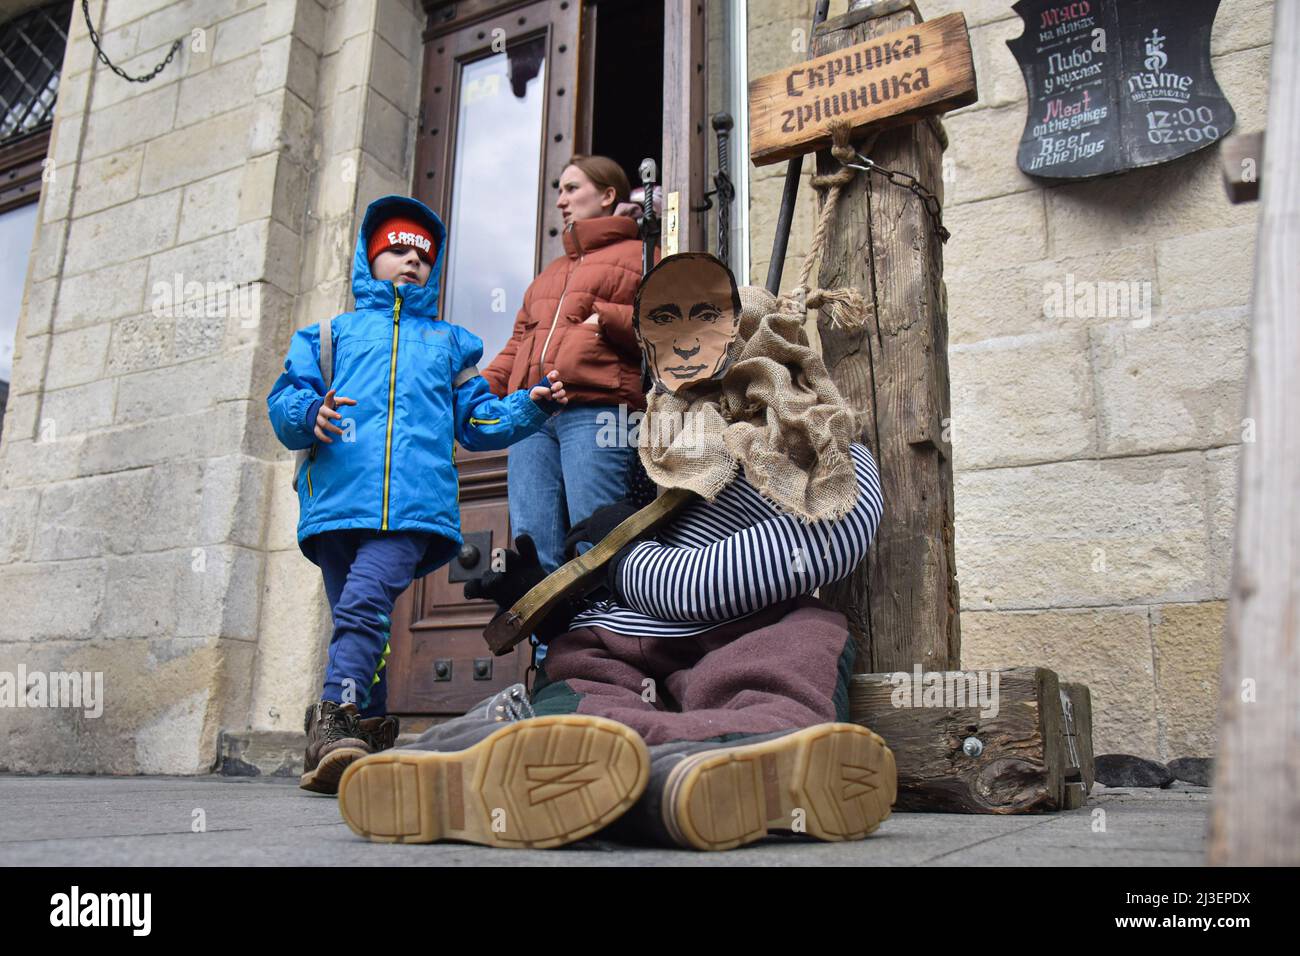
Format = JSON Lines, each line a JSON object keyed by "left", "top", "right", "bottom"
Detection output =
{"left": 337, "top": 684, "right": 650, "bottom": 848}
{"left": 358, "top": 715, "right": 400, "bottom": 753}
{"left": 627, "top": 722, "right": 897, "bottom": 851}
{"left": 300, "top": 700, "right": 373, "bottom": 795}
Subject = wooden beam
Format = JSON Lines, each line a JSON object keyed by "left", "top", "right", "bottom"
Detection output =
{"left": 662, "top": 0, "right": 707, "bottom": 252}
{"left": 813, "top": 0, "right": 961, "bottom": 674}
{"left": 1208, "top": 0, "right": 1300, "bottom": 866}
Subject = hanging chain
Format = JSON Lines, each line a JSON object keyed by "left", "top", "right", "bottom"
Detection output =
{"left": 81, "top": 0, "right": 182, "bottom": 83}
{"left": 842, "top": 150, "right": 951, "bottom": 243}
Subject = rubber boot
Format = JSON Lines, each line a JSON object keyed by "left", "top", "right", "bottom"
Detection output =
{"left": 337, "top": 683, "right": 650, "bottom": 848}
{"left": 619, "top": 723, "right": 898, "bottom": 851}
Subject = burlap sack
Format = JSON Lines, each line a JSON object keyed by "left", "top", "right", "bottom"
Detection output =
{"left": 638, "top": 286, "right": 860, "bottom": 522}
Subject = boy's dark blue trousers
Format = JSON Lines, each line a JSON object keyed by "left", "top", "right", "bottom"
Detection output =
{"left": 313, "top": 529, "right": 433, "bottom": 718}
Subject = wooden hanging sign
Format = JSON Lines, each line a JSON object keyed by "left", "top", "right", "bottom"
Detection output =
{"left": 748, "top": 12, "right": 978, "bottom": 167}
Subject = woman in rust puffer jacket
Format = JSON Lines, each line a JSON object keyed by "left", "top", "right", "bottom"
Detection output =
{"left": 482, "top": 155, "right": 646, "bottom": 573}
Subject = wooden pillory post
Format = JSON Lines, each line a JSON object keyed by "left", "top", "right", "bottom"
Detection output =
{"left": 1208, "top": 0, "right": 1300, "bottom": 866}
{"left": 748, "top": 0, "right": 1095, "bottom": 812}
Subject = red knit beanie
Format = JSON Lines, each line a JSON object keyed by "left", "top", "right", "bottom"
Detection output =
{"left": 368, "top": 216, "right": 436, "bottom": 264}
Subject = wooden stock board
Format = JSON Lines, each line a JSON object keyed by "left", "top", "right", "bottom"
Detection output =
{"left": 748, "top": 11, "right": 977, "bottom": 166}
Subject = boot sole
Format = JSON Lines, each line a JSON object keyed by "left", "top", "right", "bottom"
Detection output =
{"left": 337, "top": 715, "right": 650, "bottom": 848}
{"left": 300, "top": 746, "right": 369, "bottom": 795}
{"left": 663, "top": 723, "right": 897, "bottom": 851}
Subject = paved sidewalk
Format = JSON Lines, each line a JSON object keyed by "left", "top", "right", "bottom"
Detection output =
{"left": 0, "top": 774, "right": 1210, "bottom": 866}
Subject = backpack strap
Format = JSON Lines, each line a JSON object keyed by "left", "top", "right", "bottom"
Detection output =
{"left": 319, "top": 315, "right": 334, "bottom": 391}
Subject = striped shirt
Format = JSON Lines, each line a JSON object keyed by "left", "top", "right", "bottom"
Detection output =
{"left": 568, "top": 442, "right": 884, "bottom": 637}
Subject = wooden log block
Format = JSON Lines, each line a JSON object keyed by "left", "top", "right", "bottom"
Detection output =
{"left": 850, "top": 667, "right": 1065, "bottom": 813}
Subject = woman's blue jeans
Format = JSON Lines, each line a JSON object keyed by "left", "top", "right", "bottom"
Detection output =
{"left": 506, "top": 404, "right": 636, "bottom": 573}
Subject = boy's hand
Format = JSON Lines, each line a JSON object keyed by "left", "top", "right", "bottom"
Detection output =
{"left": 314, "top": 389, "right": 357, "bottom": 443}
{"left": 530, "top": 370, "right": 568, "bottom": 406}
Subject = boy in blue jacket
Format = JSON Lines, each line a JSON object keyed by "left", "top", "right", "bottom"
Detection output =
{"left": 268, "top": 195, "right": 566, "bottom": 794}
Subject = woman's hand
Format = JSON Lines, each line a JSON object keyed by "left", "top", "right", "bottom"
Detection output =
{"left": 530, "top": 370, "right": 569, "bottom": 405}
{"left": 314, "top": 389, "right": 356, "bottom": 443}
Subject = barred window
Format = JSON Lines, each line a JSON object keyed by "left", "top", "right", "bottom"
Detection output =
{"left": 0, "top": 1, "right": 71, "bottom": 145}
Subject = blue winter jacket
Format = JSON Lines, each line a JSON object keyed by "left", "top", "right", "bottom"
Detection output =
{"left": 267, "top": 195, "right": 550, "bottom": 578}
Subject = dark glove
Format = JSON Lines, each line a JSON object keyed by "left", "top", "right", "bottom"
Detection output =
{"left": 464, "top": 534, "right": 546, "bottom": 611}
{"left": 563, "top": 499, "right": 639, "bottom": 561}
{"left": 463, "top": 534, "right": 584, "bottom": 643}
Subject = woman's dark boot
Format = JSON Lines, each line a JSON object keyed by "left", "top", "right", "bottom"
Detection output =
{"left": 621, "top": 723, "right": 897, "bottom": 851}
{"left": 337, "top": 684, "right": 649, "bottom": 848}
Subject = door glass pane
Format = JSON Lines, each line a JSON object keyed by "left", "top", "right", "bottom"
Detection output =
{"left": 443, "top": 35, "right": 547, "bottom": 366}
{"left": 0, "top": 200, "right": 38, "bottom": 384}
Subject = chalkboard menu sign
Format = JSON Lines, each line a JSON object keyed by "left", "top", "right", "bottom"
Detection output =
{"left": 1007, "top": 0, "right": 1236, "bottom": 179}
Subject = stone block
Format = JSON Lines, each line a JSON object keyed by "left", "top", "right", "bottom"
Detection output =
{"left": 949, "top": 329, "right": 1096, "bottom": 469}
{"left": 1045, "top": 149, "right": 1257, "bottom": 257}
{"left": 213, "top": 6, "right": 264, "bottom": 64}
{"left": 139, "top": 105, "right": 254, "bottom": 195}
{"left": 0, "top": 487, "right": 41, "bottom": 564}
{"left": 943, "top": 104, "right": 1035, "bottom": 207}
{"left": 105, "top": 312, "right": 175, "bottom": 377}
{"left": 947, "top": 243, "right": 1160, "bottom": 345}
{"left": 917, "top": 0, "right": 1019, "bottom": 29}
{"left": 1156, "top": 225, "right": 1258, "bottom": 315}
{"left": 178, "top": 167, "right": 243, "bottom": 244}
{"left": 78, "top": 399, "right": 247, "bottom": 477}
{"left": 64, "top": 188, "right": 181, "bottom": 276}
{"left": 360, "top": 89, "right": 411, "bottom": 181}
{"left": 27, "top": 219, "right": 66, "bottom": 283}
{"left": 956, "top": 452, "right": 1214, "bottom": 610}
{"left": 1151, "top": 601, "right": 1226, "bottom": 760}
{"left": 0, "top": 433, "right": 87, "bottom": 487}
{"left": 960, "top": 605, "right": 1159, "bottom": 758}
{"left": 81, "top": 82, "right": 179, "bottom": 160}
{"left": 45, "top": 323, "right": 111, "bottom": 390}
{"left": 946, "top": 189, "right": 1048, "bottom": 265}
{"left": 375, "top": 0, "right": 423, "bottom": 65}
{"left": 55, "top": 259, "right": 150, "bottom": 332}
{"left": 1212, "top": 44, "right": 1273, "bottom": 138}
{"left": 1211, "top": 0, "right": 1275, "bottom": 57}
{"left": 1205, "top": 445, "right": 1239, "bottom": 598}
{"left": 264, "top": 458, "right": 301, "bottom": 552}
{"left": 322, "top": 0, "right": 375, "bottom": 56}
{"left": 1091, "top": 308, "right": 1249, "bottom": 456}
{"left": 0, "top": 558, "right": 106, "bottom": 641}
{"left": 8, "top": 333, "right": 49, "bottom": 396}
{"left": 19, "top": 277, "right": 57, "bottom": 338}
{"left": 40, "top": 379, "right": 117, "bottom": 436}
{"left": 177, "top": 52, "right": 257, "bottom": 126}
{"left": 247, "top": 547, "right": 329, "bottom": 732}
{"left": 965, "top": 15, "right": 1027, "bottom": 112}
{"left": 256, "top": 34, "right": 319, "bottom": 104}
{"left": 174, "top": 544, "right": 264, "bottom": 640}
{"left": 72, "top": 149, "right": 143, "bottom": 216}
{"left": 369, "top": 35, "right": 416, "bottom": 113}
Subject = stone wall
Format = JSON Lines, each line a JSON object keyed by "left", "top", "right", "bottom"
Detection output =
{"left": 0, "top": 0, "right": 426, "bottom": 772}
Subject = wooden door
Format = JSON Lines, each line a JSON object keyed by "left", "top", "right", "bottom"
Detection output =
{"left": 391, "top": 0, "right": 581, "bottom": 716}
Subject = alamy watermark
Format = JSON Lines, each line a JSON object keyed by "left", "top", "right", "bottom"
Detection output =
{"left": 0, "top": 666, "right": 104, "bottom": 718}
{"left": 889, "top": 666, "right": 1000, "bottom": 718}
{"left": 1043, "top": 273, "right": 1153, "bottom": 327}
{"left": 151, "top": 273, "right": 261, "bottom": 327}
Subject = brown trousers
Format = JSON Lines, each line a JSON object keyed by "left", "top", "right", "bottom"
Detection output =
{"left": 530, "top": 596, "right": 856, "bottom": 745}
